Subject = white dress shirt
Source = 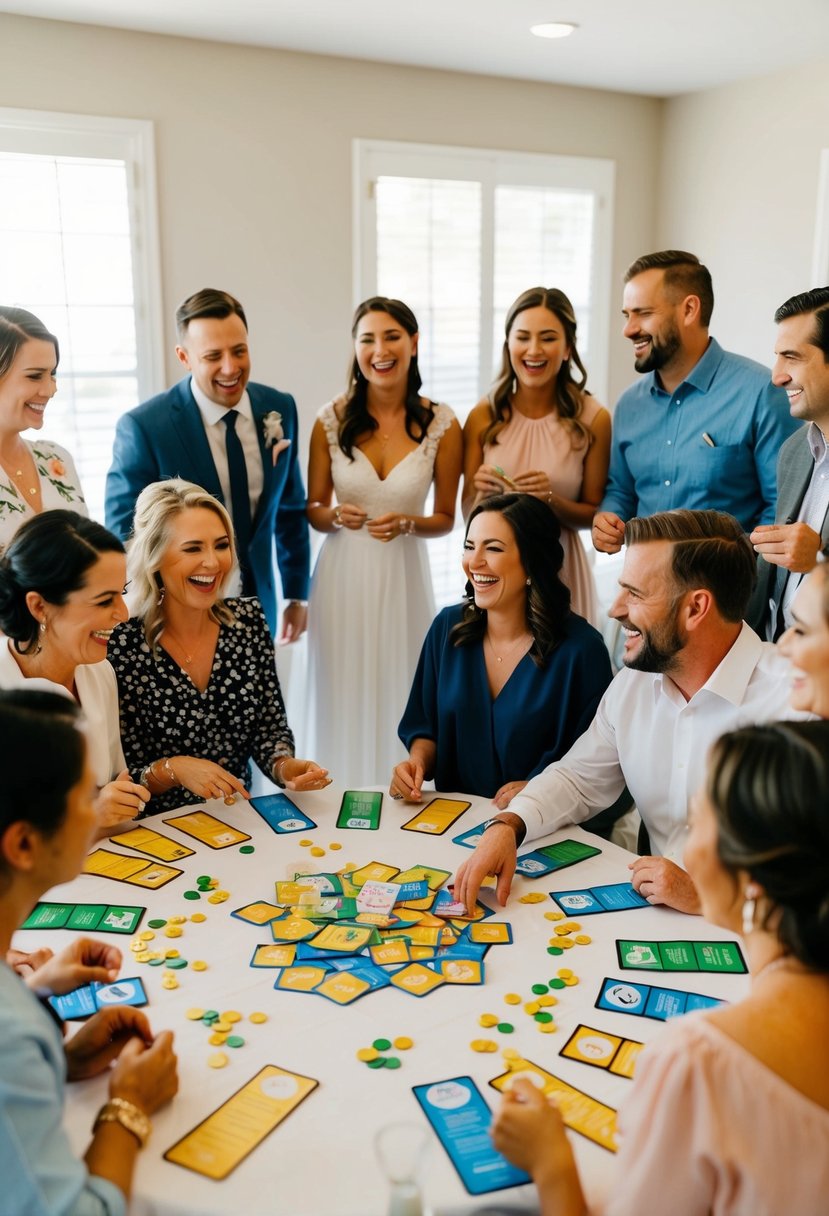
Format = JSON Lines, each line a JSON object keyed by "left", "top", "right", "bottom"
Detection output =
{"left": 780, "top": 421, "right": 829, "bottom": 628}
{"left": 190, "top": 378, "right": 265, "bottom": 520}
{"left": 511, "top": 623, "right": 797, "bottom": 862}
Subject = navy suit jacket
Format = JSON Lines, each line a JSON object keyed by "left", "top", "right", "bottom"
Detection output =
{"left": 105, "top": 378, "right": 310, "bottom": 636}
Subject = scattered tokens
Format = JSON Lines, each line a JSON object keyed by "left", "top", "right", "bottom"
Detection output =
{"left": 503, "top": 993, "right": 522, "bottom": 1006}
{"left": 148, "top": 957, "right": 166, "bottom": 967}
{"left": 557, "top": 968, "right": 573, "bottom": 979}
{"left": 537, "top": 994, "right": 557, "bottom": 1008}
{"left": 524, "top": 1001, "right": 540, "bottom": 1015}
{"left": 226, "top": 1035, "right": 245, "bottom": 1049}
{"left": 186, "top": 1007, "right": 205, "bottom": 1020}
{"left": 190, "top": 913, "right": 207, "bottom": 924}
{"left": 534, "top": 1012, "right": 554, "bottom": 1024}
{"left": 197, "top": 876, "right": 212, "bottom": 887}
{"left": 470, "top": 1039, "right": 498, "bottom": 1053}
{"left": 166, "top": 957, "right": 188, "bottom": 970}
{"left": 207, "top": 891, "right": 229, "bottom": 905}
{"left": 563, "top": 922, "right": 582, "bottom": 932}
{"left": 575, "top": 935, "right": 592, "bottom": 946}
{"left": 239, "top": 845, "right": 255, "bottom": 855}
{"left": 479, "top": 1013, "right": 499, "bottom": 1028}
{"left": 209, "top": 1032, "right": 227, "bottom": 1046}
{"left": 183, "top": 891, "right": 201, "bottom": 901}
{"left": 547, "top": 946, "right": 564, "bottom": 956}
{"left": 538, "top": 1022, "right": 558, "bottom": 1034}
{"left": 393, "top": 1037, "right": 413, "bottom": 1051}
{"left": 202, "top": 1010, "right": 220, "bottom": 1023}
{"left": 357, "top": 1047, "right": 379, "bottom": 1062}
{"left": 373, "top": 1038, "right": 392, "bottom": 1052}
{"left": 564, "top": 976, "right": 579, "bottom": 986}
{"left": 249, "top": 1012, "right": 268, "bottom": 1024}
{"left": 549, "top": 978, "right": 566, "bottom": 990}
{"left": 310, "top": 847, "right": 326, "bottom": 858}
{"left": 519, "top": 893, "right": 546, "bottom": 904}
{"left": 208, "top": 1053, "right": 228, "bottom": 1069}
{"left": 161, "top": 974, "right": 179, "bottom": 990}
{"left": 558, "top": 938, "right": 575, "bottom": 950}
{"left": 134, "top": 951, "right": 151, "bottom": 963}
{"left": 554, "top": 925, "right": 572, "bottom": 936}
{"left": 531, "top": 983, "right": 548, "bottom": 995}
{"left": 164, "top": 926, "right": 183, "bottom": 938}
{"left": 384, "top": 1057, "right": 401, "bottom": 1070}
{"left": 496, "top": 1022, "right": 514, "bottom": 1034}
{"left": 130, "top": 942, "right": 145, "bottom": 953}
{"left": 544, "top": 911, "right": 565, "bottom": 922}
{"left": 502, "top": 1047, "right": 521, "bottom": 1062}
{"left": 368, "top": 1058, "right": 387, "bottom": 1069}
{"left": 329, "top": 843, "right": 342, "bottom": 851}
{"left": 148, "top": 918, "right": 167, "bottom": 929}
{"left": 222, "top": 1011, "right": 242, "bottom": 1023}
{"left": 169, "top": 915, "right": 188, "bottom": 924}
{"left": 139, "top": 930, "right": 155, "bottom": 941}
{"left": 165, "top": 949, "right": 180, "bottom": 959}
{"left": 299, "top": 839, "right": 313, "bottom": 847}
{"left": 213, "top": 1020, "right": 232, "bottom": 1034}
{"left": 191, "top": 960, "right": 208, "bottom": 971}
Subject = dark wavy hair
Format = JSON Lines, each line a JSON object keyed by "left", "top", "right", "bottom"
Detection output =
{"left": 450, "top": 493, "right": 571, "bottom": 665}
{"left": 706, "top": 721, "right": 829, "bottom": 971}
{"left": 0, "top": 510, "right": 124, "bottom": 655}
{"left": 338, "top": 297, "right": 434, "bottom": 458}
{"left": 484, "top": 287, "right": 593, "bottom": 450}
{"left": 0, "top": 306, "right": 59, "bottom": 379}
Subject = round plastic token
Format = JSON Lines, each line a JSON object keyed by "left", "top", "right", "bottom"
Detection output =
{"left": 547, "top": 946, "right": 564, "bottom": 956}
{"left": 372, "top": 1038, "right": 392, "bottom": 1052}
{"left": 165, "top": 949, "right": 180, "bottom": 959}
{"left": 208, "top": 1053, "right": 228, "bottom": 1069}
{"left": 518, "top": 893, "right": 545, "bottom": 904}
{"left": 564, "top": 976, "right": 579, "bottom": 986}
{"left": 393, "top": 1037, "right": 413, "bottom": 1050}
{"left": 164, "top": 927, "right": 183, "bottom": 938}
{"left": 130, "top": 941, "right": 145, "bottom": 952}
{"left": 310, "top": 847, "right": 326, "bottom": 858}
{"left": 524, "top": 1001, "right": 540, "bottom": 1015}
{"left": 249, "top": 1012, "right": 268, "bottom": 1024}
{"left": 161, "top": 976, "right": 178, "bottom": 990}
{"left": 209, "top": 1032, "right": 227, "bottom": 1046}
{"left": 549, "top": 978, "right": 566, "bottom": 990}
{"left": 208, "top": 891, "right": 229, "bottom": 904}
{"left": 147, "top": 918, "right": 167, "bottom": 929}
{"left": 138, "top": 930, "right": 155, "bottom": 941}
{"left": 202, "top": 1010, "right": 219, "bottom": 1022}
{"left": 470, "top": 1039, "right": 497, "bottom": 1053}
{"left": 148, "top": 957, "right": 166, "bottom": 967}
{"left": 191, "top": 960, "right": 207, "bottom": 971}
{"left": 166, "top": 957, "right": 188, "bottom": 970}
{"left": 539, "top": 1022, "right": 557, "bottom": 1034}
{"left": 213, "top": 1020, "right": 232, "bottom": 1034}
{"left": 190, "top": 913, "right": 207, "bottom": 923}
{"left": 564, "top": 922, "right": 582, "bottom": 932}
{"left": 554, "top": 925, "right": 572, "bottom": 936}
{"left": 544, "top": 911, "right": 564, "bottom": 921}
{"left": 357, "top": 1047, "right": 379, "bottom": 1062}
{"left": 134, "top": 952, "right": 151, "bottom": 964}
{"left": 239, "top": 845, "right": 255, "bottom": 854}
{"left": 384, "top": 1057, "right": 401, "bottom": 1070}
{"left": 368, "top": 1057, "right": 387, "bottom": 1069}
{"left": 531, "top": 983, "right": 548, "bottom": 995}
{"left": 222, "top": 1011, "right": 242, "bottom": 1023}
{"left": 558, "top": 938, "right": 575, "bottom": 949}
{"left": 226, "top": 1035, "right": 245, "bottom": 1048}
{"left": 575, "top": 935, "right": 592, "bottom": 945}
{"left": 224, "top": 796, "right": 237, "bottom": 806}
{"left": 186, "top": 1008, "right": 205, "bottom": 1020}
{"left": 183, "top": 891, "right": 201, "bottom": 900}
{"left": 329, "top": 842, "right": 342, "bottom": 851}
{"left": 537, "top": 994, "right": 556, "bottom": 1007}
{"left": 502, "top": 1047, "right": 521, "bottom": 1061}
{"left": 496, "top": 1022, "right": 514, "bottom": 1034}
{"left": 169, "top": 915, "right": 187, "bottom": 924}
{"left": 299, "top": 839, "right": 313, "bottom": 847}
{"left": 534, "top": 1011, "right": 553, "bottom": 1024}
{"left": 197, "top": 876, "right": 212, "bottom": 886}
{"left": 503, "top": 993, "right": 522, "bottom": 1006}
{"left": 479, "top": 1013, "right": 499, "bottom": 1027}
{"left": 557, "top": 969, "right": 573, "bottom": 979}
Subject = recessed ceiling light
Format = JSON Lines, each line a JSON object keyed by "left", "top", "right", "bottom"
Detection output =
{"left": 530, "top": 22, "right": 578, "bottom": 39}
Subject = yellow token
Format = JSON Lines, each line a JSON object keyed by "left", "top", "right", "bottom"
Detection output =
{"left": 564, "top": 976, "right": 579, "bottom": 986}
{"left": 222, "top": 1011, "right": 242, "bottom": 1023}
{"left": 393, "top": 1036, "right": 413, "bottom": 1051}
{"left": 165, "top": 949, "right": 180, "bottom": 959}
{"left": 186, "top": 1007, "right": 205, "bottom": 1020}
{"left": 209, "top": 1032, "right": 228, "bottom": 1046}
{"left": 544, "top": 910, "right": 565, "bottom": 921}
{"left": 299, "top": 839, "right": 313, "bottom": 847}
{"left": 558, "top": 938, "right": 575, "bottom": 949}
{"left": 213, "top": 1020, "right": 232, "bottom": 1034}
{"left": 564, "top": 922, "right": 582, "bottom": 932}
{"left": 209, "top": 890, "right": 230, "bottom": 904}
{"left": 139, "top": 930, "right": 155, "bottom": 941}
{"left": 208, "top": 879, "right": 219, "bottom": 890}
{"left": 537, "top": 994, "right": 557, "bottom": 1007}
{"left": 190, "top": 913, "right": 207, "bottom": 923}
{"left": 329, "top": 842, "right": 342, "bottom": 851}
{"left": 357, "top": 1047, "right": 379, "bottom": 1062}
{"left": 169, "top": 915, "right": 187, "bottom": 924}
{"left": 191, "top": 960, "right": 208, "bottom": 971}
{"left": 479, "top": 1013, "right": 499, "bottom": 1028}
{"left": 161, "top": 976, "right": 179, "bottom": 990}
{"left": 470, "top": 1039, "right": 498, "bottom": 1053}
{"left": 557, "top": 968, "right": 573, "bottom": 979}
{"left": 518, "top": 893, "right": 546, "bottom": 904}
{"left": 134, "top": 951, "right": 151, "bottom": 963}
{"left": 208, "top": 1052, "right": 228, "bottom": 1069}
{"left": 310, "top": 847, "right": 326, "bottom": 858}
{"left": 574, "top": 935, "right": 592, "bottom": 945}
{"left": 249, "top": 1012, "right": 268, "bottom": 1024}
{"left": 503, "top": 993, "right": 522, "bottom": 1006}
{"left": 554, "top": 925, "right": 572, "bottom": 936}
{"left": 523, "top": 1001, "right": 540, "bottom": 1015}
{"left": 538, "top": 1022, "right": 558, "bottom": 1034}
{"left": 164, "top": 926, "right": 183, "bottom": 938}
{"left": 501, "top": 1047, "right": 521, "bottom": 1061}
{"left": 130, "top": 941, "right": 145, "bottom": 952}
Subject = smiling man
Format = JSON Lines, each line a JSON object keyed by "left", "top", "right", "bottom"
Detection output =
{"left": 453, "top": 509, "right": 798, "bottom": 916}
{"left": 592, "top": 251, "right": 798, "bottom": 554}
{"left": 105, "top": 289, "right": 310, "bottom": 641}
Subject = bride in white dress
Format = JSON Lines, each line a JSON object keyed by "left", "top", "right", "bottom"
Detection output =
{"left": 305, "top": 297, "right": 462, "bottom": 788}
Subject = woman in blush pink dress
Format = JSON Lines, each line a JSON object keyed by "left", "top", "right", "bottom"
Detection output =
{"left": 462, "top": 287, "right": 610, "bottom": 625}
{"left": 492, "top": 719, "right": 829, "bottom": 1216}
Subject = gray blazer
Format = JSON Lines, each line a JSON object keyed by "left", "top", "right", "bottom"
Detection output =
{"left": 747, "top": 425, "right": 829, "bottom": 637}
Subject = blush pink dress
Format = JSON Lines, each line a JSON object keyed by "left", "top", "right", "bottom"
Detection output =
{"left": 482, "top": 397, "right": 602, "bottom": 625}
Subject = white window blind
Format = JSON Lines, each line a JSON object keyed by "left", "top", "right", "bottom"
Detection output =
{"left": 0, "top": 109, "right": 163, "bottom": 522}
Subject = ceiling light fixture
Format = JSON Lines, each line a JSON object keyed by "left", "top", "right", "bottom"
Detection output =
{"left": 530, "top": 22, "right": 578, "bottom": 39}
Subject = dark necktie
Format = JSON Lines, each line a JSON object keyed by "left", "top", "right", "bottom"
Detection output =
{"left": 221, "top": 410, "right": 253, "bottom": 591}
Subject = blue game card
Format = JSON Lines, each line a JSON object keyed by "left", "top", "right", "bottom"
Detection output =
{"left": 596, "top": 976, "right": 725, "bottom": 1023}
{"left": 49, "top": 976, "right": 148, "bottom": 1022}
{"left": 249, "top": 793, "right": 317, "bottom": 834}
{"left": 552, "top": 883, "right": 648, "bottom": 915}
{"left": 452, "top": 825, "right": 488, "bottom": 850}
{"left": 413, "top": 1077, "right": 530, "bottom": 1195}
{"left": 596, "top": 978, "right": 650, "bottom": 1016}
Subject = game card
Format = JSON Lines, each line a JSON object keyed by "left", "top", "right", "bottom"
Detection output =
{"left": 435, "top": 957, "right": 484, "bottom": 984}
{"left": 164, "top": 1064, "right": 318, "bottom": 1180}
{"left": 616, "top": 939, "right": 747, "bottom": 974}
{"left": 109, "top": 825, "right": 195, "bottom": 862}
{"left": 270, "top": 916, "right": 319, "bottom": 943}
{"left": 515, "top": 838, "right": 602, "bottom": 878}
{"left": 468, "top": 922, "right": 512, "bottom": 945}
{"left": 452, "top": 824, "right": 488, "bottom": 849}
{"left": 83, "top": 849, "right": 182, "bottom": 889}
{"left": 348, "top": 861, "right": 400, "bottom": 887}
{"left": 250, "top": 943, "right": 297, "bottom": 968}
{"left": 274, "top": 964, "right": 329, "bottom": 992}
{"left": 560, "top": 1024, "right": 644, "bottom": 1080}
{"left": 391, "top": 962, "right": 446, "bottom": 996}
{"left": 369, "top": 939, "right": 411, "bottom": 966}
{"left": 49, "top": 976, "right": 148, "bottom": 1022}
{"left": 308, "top": 923, "right": 376, "bottom": 953}
{"left": 356, "top": 879, "right": 401, "bottom": 917}
{"left": 596, "top": 977, "right": 725, "bottom": 1022}
{"left": 163, "top": 810, "right": 251, "bottom": 849}
{"left": 314, "top": 971, "right": 375, "bottom": 1005}
{"left": 232, "top": 902, "right": 286, "bottom": 926}
{"left": 551, "top": 883, "right": 649, "bottom": 915}
{"left": 489, "top": 1061, "right": 618, "bottom": 1153}
{"left": 249, "top": 793, "right": 317, "bottom": 834}
{"left": 336, "top": 790, "right": 382, "bottom": 830}
{"left": 413, "top": 1077, "right": 530, "bottom": 1195}
{"left": 401, "top": 797, "right": 471, "bottom": 835}
{"left": 394, "top": 864, "right": 452, "bottom": 891}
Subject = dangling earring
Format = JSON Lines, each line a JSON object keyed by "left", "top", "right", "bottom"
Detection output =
{"left": 157, "top": 585, "right": 165, "bottom": 606}
{"left": 741, "top": 882, "right": 760, "bottom": 937}
{"left": 34, "top": 620, "right": 46, "bottom": 655}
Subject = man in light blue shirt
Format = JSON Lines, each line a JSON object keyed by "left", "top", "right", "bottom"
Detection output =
{"left": 593, "top": 251, "right": 799, "bottom": 554}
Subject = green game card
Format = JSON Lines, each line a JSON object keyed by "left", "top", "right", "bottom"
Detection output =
{"left": 66, "top": 905, "right": 107, "bottom": 931}
{"left": 336, "top": 790, "right": 382, "bottom": 831}
{"left": 538, "top": 840, "right": 602, "bottom": 865}
{"left": 21, "top": 902, "right": 72, "bottom": 930}
{"left": 657, "top": 942, "right": 697, "bottom": 971}
{"left": 693, "top": 941, "right": 747, "bottom": 973}
{"left": 99, "top": 906, "right": 145, "bottom": 934}
{"left": 617, "top": 940, "right": 663, "bottom": 970}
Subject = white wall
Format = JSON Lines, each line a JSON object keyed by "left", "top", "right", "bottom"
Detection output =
{"left": 658, "top": 59, "right": 829, "bottom": 368}
{"left": 0, "top": 12, "right": 662, "bottom": 447}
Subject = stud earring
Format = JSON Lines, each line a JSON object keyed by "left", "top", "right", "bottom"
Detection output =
{"left": 741, "top": 882, "right": 760, "bottom": 937}
{"left": 526, "top": 578, "right": 531, "bottom": 587}
{"left": 157, "top": 585, "right": 165, "bottom": 606}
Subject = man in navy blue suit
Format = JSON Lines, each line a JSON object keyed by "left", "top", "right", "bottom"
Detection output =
{"left": 105, "top": 288, "right": 310, "bottom": 641}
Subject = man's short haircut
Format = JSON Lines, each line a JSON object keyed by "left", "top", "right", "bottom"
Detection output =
{"left": 176, "top": 289, "right": 247, "bottom": 339}
{"left": 624, "top": 250, "right": 714, "bottom": 327}
{"left": 625, "top": 509, "right": 756, "bottom": 623}
{"left": 773, "top": 287, "right": 829, "bottom": 362}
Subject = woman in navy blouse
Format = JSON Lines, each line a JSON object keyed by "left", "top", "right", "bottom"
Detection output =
{"left": 393, "top": 493, "right": 612, "bottom": 804}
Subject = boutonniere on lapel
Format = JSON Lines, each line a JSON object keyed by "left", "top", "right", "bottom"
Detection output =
{"left": 263, "top": 411, "right": 291, "bottom": 465}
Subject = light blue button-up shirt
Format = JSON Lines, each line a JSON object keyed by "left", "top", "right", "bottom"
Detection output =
{"left": 600, "top": 338, "right": 800, "bottom": 530}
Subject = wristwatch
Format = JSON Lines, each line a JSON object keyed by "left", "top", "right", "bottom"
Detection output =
{"left": 93, "top": 1097, "right": 151, "bottom": 1147}
{"left": 481, "top": 816, "right": 526, "bottom": 845}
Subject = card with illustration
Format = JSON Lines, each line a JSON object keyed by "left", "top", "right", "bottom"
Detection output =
{"left": 308, "top": 923, "right": 376, "bottom": 953}
{"left": 313, "top": 970, "right": 374, "bottom": 1005}
{"left": 551, "top": 883, "right": 649, "bottom": 916}
{"left": 489, "top": 1061, "right": 618, "bottom": 1153}
{"left": 232, "top": 901, "right": 287, "bottom": 926}
{"left": 413, "top": 1076, "right": 530, "bottom": 1195}
{"left": 390, "top": 962, "right": 446, "bottom": 997}
{"left": 163, "top": 810, "right": 251, "bottom": 849}
{"left": 394, "top": 864, "right": 452, "bottom": 891}
{"left": 596, "top": 977, "right": 725, "bottom": 1022}
{"left": 270, "top": 916, "right": 320, "bottom": 943}
{"left": 452, "top": 824, "right": 489, "bottom": 850}
{"left": 560, "top": 1023, "right": 644, "bottom": 1080}
{"left": 274, "top": 964, "right": 330, "bottom": 993}
{"left": 369, "top": 939, "right": 412, "bottom": 967}
{"left": 109, "top": 825, "right": 195, "bottom": 862}
{"left": 468, "top": 921, "right": 512, "bottom": 945}
{"left": 616, "top": 938, "right": 747, "bottom": 974}
{"left": 401, "top": 797, "right": 471, "bottom": 835}
{"left": 49, "top": 976, "right": 148, "bottom": 1022}
{"left": 249, "top": 792, "right": 317, "bottom": 834}
{"left": 83, "top": 849, "right": 182, "bottom": 890}
{"left": 336, "top": 790, "right": 382, "bottom": 830}
{"left": 515, "top": 838, "right": 602, "bottom": 878}
{"left": 21, "top": 902, "right": 145, "bottom": 934}
{"left": 164, "top": 1064, "right": 318, "bottom": 1180}
{"left": 347, "top": 861, "right": 400, "bottom": 888}
{"left": 434, "top": 957, "right": 484, "bottom": 985}
{"left": 356, "top": 879, "right": 401, "bottom": 917}
{"left": 250, "top": 943, "right": 297, "bottom": 968}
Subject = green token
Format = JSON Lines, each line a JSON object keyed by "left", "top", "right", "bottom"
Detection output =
{"left": 531, "top": 983, "right": 548, "bottom": 995}
{"left": 197, "top": 876, "right": 212, "bottom": 885}
{"left": 547, "top": 946, "right": 564, "bottom": 956}
{"left": 183, "top": 891, "right": 201, "bottom": 900}
{"left": 384, "top": 1056, "right": 401, "bottom": 1069}
{"left": 372, "top": 1038, "right": 392, "bottom": 1051}
{"left": 496, "top": 1022, "right": 514, "bottom": 1034}
{"left": 534, "top": 1011, "right": 553, "bottom": 1024}
{"left": 166, "top": 957, "right": 188, "bottom": 969}
{"left": 239, "top": 845, "right": 255, "bottom": 854}
{"left": 147, "top": 957, "right": 166, "bottom": 966}
{"left": 549, "top": 978, "right": 566, "bottom": 989}
{"left": 148, "top": 919, "right": 167, "bottom": 929}
{"left": 226, "top": 1035, "right": 245, "bottom": 1048}
{"left": 202, "top": 1010, "right": 220, "bottom": 1022}
{"left": 368, "top": 1057, "right": 387, "bottom": 1069}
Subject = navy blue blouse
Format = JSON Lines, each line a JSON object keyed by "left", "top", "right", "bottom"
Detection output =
{"left": 398, "top": 604, "right": 612, "bottom": 797}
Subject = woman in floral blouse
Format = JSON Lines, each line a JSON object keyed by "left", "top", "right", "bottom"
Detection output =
{"left": 0, "top": 307, "right": 86, "bottom": 553}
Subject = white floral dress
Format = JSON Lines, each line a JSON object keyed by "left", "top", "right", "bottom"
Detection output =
{"left": 0, "top": 439, "right": 87, "bottom": 553}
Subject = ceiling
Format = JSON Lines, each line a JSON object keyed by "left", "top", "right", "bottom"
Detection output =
{"left": 3, "top": 0, "right": 828, "bottom": 98}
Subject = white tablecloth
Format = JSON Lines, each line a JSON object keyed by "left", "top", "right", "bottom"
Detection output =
{"left": 14, "top": 788, "right": 749, "bottom": 1216}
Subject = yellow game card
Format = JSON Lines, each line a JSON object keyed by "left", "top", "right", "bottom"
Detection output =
{"left": 251, "top": 944, "right": 296, "bottom": 968}
{"left": 309, "top": 924, "right": 374, "bottom": 952}
{"left": 232, "top": 901, "right": 286, "bottom": 926}
{"left": 128, "top": 863, "right": 185, "bottom": 889}
{"left": 270, "top": 916, "right": 318, "bottom": 943}
{"left": 349, "top": 861, "right": 400, "bottom": 887}
{"left": 404, "top": 925, "right": 442, "bottom": 947}
{"left": 409, "top": 945, "right": 437, "bottom": 960}
{"left": 275, "top": 965, "right": 327, "bottom": 992}
{"left": 83, "top": 849, "right": 183, "bottom": 889}
{"left": 110, "top": 826, "right": 195, "bottom": 862}
{"left": 164, "top": 1064, "right": 318, "bottom": 1179}
{"left": 163, "top": 810, "right": 251, "bottom": 849}
{"left": 490, "top": 1060, "right": 618, "bottom": 1153}
{"left": 438, "top": 958, "right": 483, "bottom": 984}
{"left": 274, "top": 880, "right": 317, "bottom": 905}
{"left": 394, "top": 864, "right": 452, "bottom": 890}
{"left": 369, "top": 940, "right": 411, "bottom": 966}
{"left": 314, "top": 972, "right": 372, "bottom": 1005}
{"left": 560, "top": 1024, "right": 644, "bottom": 1082}
{"left": 401, "top": 798, "right": 471, "bottom": 835}
{"left": 469, "top": 922, "right": 513, "bottom": 945}
{"left": 390, "top": 963, "right": 446, "bottom": 997}
{"left": 609, "top": 1040, "right": 643, "bottom": 1079}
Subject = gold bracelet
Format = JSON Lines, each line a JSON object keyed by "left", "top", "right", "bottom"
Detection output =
{"left": 93, "top": 1097, "right": 151, "bottom": 1148}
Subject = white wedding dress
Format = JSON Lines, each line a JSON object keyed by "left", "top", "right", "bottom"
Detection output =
{"left": 305, "top": 401, "right": 457, "bottom": 788}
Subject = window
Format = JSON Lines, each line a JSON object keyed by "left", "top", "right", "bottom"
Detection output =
{"left": 0, "top": 108, "right": 163, "bottom": 521}
{"left": 354, "top": 140, "right": 614, "bottom": 605}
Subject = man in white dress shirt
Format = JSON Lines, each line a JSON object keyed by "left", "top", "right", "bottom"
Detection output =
{"left": 454, "top": 509, "right": 797, "bottom": 915}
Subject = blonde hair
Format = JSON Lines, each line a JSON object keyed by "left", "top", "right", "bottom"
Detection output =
{"left": 128, "top": 479, "right": 237, "bottom": 652}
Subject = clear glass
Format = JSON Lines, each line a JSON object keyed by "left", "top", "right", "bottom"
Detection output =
{"left": 374, "top": 1121, "right": 429, "bottom": 1216}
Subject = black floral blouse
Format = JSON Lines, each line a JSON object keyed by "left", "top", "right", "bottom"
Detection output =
{"left": 108, "top": 597, "right": 294, "bottom": 815}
